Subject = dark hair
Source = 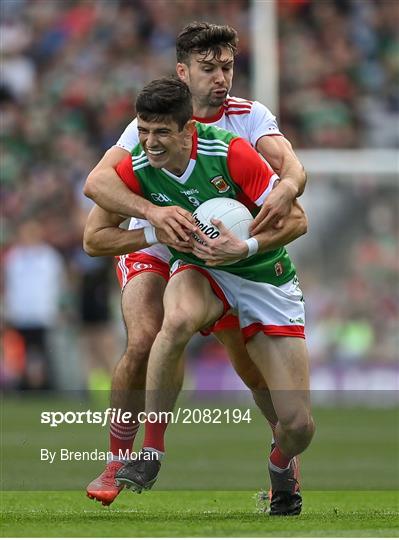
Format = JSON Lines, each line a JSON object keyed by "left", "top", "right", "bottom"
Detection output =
{"left": 176, "top": 22, "right": 238, "bottom": 64}
{"left": 136, "top": 77, "right": 193, "bottom": 131}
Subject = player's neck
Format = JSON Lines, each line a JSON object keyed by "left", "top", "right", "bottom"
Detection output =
{"left": 193, "top": 102, "right": 222, "bottom": 121}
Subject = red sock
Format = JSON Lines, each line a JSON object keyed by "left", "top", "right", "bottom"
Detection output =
{"left": 142, "top": 420, "right": 168, "bottom": 453}
{"left": 109, "top": 420, "right": 139, "bottom": 456}
{"left": 270, "top": 445, "right": 291, "bottom": 469}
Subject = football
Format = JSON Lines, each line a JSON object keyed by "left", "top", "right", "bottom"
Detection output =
{"left": 192, "top": 197, "right": 254, "bottom": 242}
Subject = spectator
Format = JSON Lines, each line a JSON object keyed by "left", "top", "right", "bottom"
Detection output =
{"left": 3, "top": 220, "right": 66, "bottom": 389}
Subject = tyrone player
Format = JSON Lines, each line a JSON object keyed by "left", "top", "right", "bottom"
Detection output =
{"left": 84, "top": 77, "right": 313, "bottom": 516}
{"left": 84, "top": 23, "right": 307, "bottom": 514}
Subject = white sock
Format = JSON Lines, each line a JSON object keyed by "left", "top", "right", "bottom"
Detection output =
{"left": 269, "top": 458, "right": 291, "bottom": 473}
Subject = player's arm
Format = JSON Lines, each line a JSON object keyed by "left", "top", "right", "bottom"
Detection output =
{"left": 254, "top": 198, "right": 307, "bottom": 250}
{"left": 84, "top": 150, "right": 196, "bottom": 243}
{"left": 83, "top": 146, "right": 155, "bottom": 219}
{"left": 193, "top": 200, "right": 307, "bottom": 266}
{"left": 83, "top": 205, "right": 146, "bottom": 256}
{"left": 252, "top": 135, "right": 307, "bottom": 233}
{"left": 83, "top": 118, "right": 153, "bottom": 218}
{"left": 248, "top": 101, "right": 307, "bottom": 232}
{"left": 83, "top": 205, "right": 191, "bottom": 257}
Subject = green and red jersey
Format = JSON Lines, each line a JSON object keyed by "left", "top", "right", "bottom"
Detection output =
{"left": 116, "top": 123, "right": 296, "bottom": 285}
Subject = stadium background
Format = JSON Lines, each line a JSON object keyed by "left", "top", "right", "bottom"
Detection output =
{"left": 1, "top": 6, "right": 398, "bottom": 537}
{"left": 2, "top": 0, "right": 397, "bottom": 394}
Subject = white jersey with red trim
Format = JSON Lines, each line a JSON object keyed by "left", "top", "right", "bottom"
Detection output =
{"left": 116, "top": 96, "right": 281, "bottom": 153}
{"left": 114, "top": 96, "right": 281, "bottom": 259}
{"left": 192, "top": 97, "right": 282, "bottom": 146}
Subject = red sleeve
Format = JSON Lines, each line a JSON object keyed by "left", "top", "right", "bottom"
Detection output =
{"left": 227, "top": 138, "right": 279, "bottom": 206}
{"left": 115, "top": 155, "right": 143, "bottom": 195}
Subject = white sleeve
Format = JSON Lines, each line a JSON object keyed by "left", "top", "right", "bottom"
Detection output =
{"left": 248, "top": 101, "right": 282, "bottom": 147}
{"left": 115, "top": 118, "right": 139, "bottom": 152}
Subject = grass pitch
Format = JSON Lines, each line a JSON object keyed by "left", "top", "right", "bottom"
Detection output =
{"left": 3, "top": 397, "right": 399, "bottom": 491}
{"left": 2, "top": 397, "right": 398, "bottom": 536}
{"left": 1, "top": 490, "right": 398, "bottom": 537}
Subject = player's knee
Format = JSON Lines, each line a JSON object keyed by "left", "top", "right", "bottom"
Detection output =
{"left": 161, "top": 311, "right": 200, "bottom": 343}
{"left": 113, "top": 344, "right": 149, "bottom": 390}
{"left": 292, "top": 415, "right": 315, "bottom": 448}
{"left": 125, "top": 330, "right": 157, "bottom": 366}
{"left": 282, "top": 410, "right": 315, "bottom": 443}
{"left": 123, "top": 347, "right": 148, "bottom": 375}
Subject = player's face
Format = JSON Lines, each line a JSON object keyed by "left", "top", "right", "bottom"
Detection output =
{"left": 137, "top": 116, "right": 195, "bottom": 174}
{"left": 177, "top": 47, "right": 234, "bottom": 109}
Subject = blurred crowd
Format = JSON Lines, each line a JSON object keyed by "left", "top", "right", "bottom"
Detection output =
{"left": 278, "top": 0, "right": 399, "bottom": 148}
{"left": 299, "top": 182, "right": 398, "bottom": 368}
{"left": 1, "top": 0, "right": 398, "bottom": 390}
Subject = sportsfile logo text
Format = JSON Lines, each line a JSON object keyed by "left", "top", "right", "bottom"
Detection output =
{"left": 40, "top": 407, "right": 252, "bottom": 427}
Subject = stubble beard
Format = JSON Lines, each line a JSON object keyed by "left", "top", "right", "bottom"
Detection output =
{"left": 208, "top": 96, "right": 225, "bottom": 107}
{"left": 192, "top": 91, "right": 226, "bottom": 114}
{"left": 205, "top": 90, "right": 227, "bottom": 108}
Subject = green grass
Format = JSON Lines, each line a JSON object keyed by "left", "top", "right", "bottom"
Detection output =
{"left": 1, "top": 490, "right": 398, "bottom": 537}
{"left": 2, "top": 396, "right": 399, "bottom": 490}
{"left": 1, "top": 396, "right": 398, "bottom": 536}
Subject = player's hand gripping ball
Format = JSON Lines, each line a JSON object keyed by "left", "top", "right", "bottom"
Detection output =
{"left": 192, "top": 198, "right": 253, "bottom": 243}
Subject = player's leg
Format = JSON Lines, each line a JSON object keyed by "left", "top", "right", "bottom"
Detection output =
{"left": 246, "top": 335, "right": 314, "bottom": 457}
{"left": 110, "top": 271, "right": 167, "bottom": 449}
{"left": 216, "top": 319, "right": 310, "bottom": 516}
{"left": 200, "top": 270, "right": 313, "bottom": 515}
{"left": 245, "top": 334, "right": 314, "bottom": 516}
{"left": 116, "top": 264, "right": 228, "bottom": 492}
{"left": 214, "top": 321, "right": 278, "bottom": 427}
{"left": 237, "top": 274, "right": 314, "bottom": 459}
{"left": 238, "top": 274, "right": 314, "bottom": 516}
{"left": 145, "top": 266, "right": 226, "bottom": 411}
{"left": 87, "top": 255, "right": 168, "bottom": 505}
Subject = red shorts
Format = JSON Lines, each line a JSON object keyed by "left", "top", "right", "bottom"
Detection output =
{"left": 203, "top": 313, "right": 240, "bottom": 335}
{"left": 115, "top": 253, "right": 169, "bottom": 290}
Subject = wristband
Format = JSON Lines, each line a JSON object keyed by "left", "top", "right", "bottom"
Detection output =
{"left": 143, "top": 225, "right": 158, "bottom": 245}
{"left": 245, "top": 237, "right": 259, "bottom": 258}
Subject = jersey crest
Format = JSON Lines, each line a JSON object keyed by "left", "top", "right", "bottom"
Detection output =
{"left": 210, "top": 176, "right": 230, "bottom": 193}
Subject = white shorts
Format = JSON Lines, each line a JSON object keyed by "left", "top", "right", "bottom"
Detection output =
{"left": 170, "top": 260, "right": 305, "bottom": 342}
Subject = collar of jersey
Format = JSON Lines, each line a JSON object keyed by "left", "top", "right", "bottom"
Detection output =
{"left": 161, "top": 129, "right": 198, "bottom": 184}
{"left": 192, "top": 100, "right": 227, "bottom": 124}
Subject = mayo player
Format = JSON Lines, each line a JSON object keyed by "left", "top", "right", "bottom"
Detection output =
{"left": 84, "top": 23, "right": 307, "bottom": 515}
